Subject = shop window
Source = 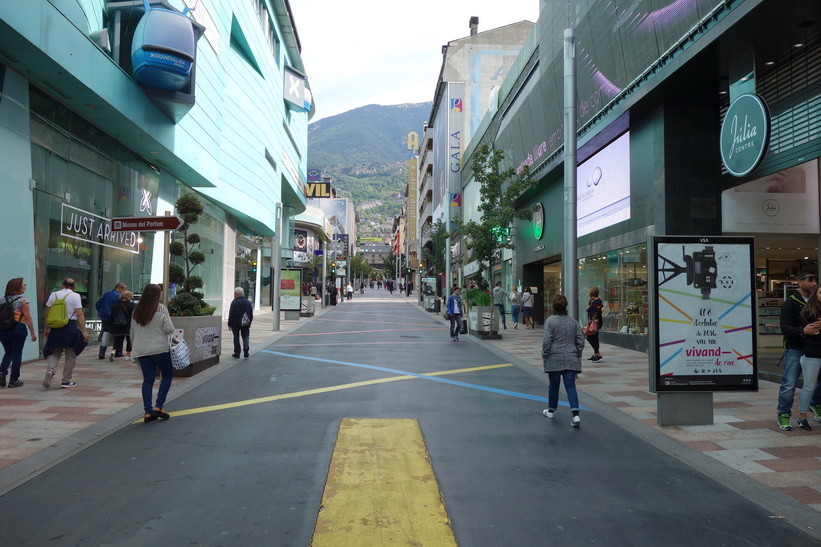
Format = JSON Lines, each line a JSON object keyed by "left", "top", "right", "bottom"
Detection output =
{"left": 579, "top": 243, "right": 648, "bottom": 335}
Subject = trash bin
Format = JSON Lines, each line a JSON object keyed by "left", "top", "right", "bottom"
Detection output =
{"left": 424, "top": 295, "right": 435, "bottom": 311}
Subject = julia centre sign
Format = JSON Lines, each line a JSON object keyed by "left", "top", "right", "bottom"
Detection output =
{"left": 719, "top": 93, "right": 771, "bottom": 177}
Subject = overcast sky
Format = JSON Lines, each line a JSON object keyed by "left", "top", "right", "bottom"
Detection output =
{"left": 289, "top": 0, "right": 541, "bottom": 122}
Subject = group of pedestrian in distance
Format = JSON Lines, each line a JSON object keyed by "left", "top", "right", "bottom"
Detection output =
{"left": 443, "top": 282, "right": 607, "bottom": 428}
{"left": 0, "top": 276, "right": 256, "bottom": 425}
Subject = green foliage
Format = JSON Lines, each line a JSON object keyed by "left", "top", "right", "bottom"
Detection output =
{"left": 168, "top": 263, "right": 185, "bottom": 285}
{"left": 381, "top": 251, "right": 397, "bottom": 280}
{"left": 460, "top": 144, "right": 538, "bottom": 288}
{"left": 465, "top": 288, "right": 492, "bottom": 307}
{"left": 188, "top": 250, "right": 205, "bottom": 267}
{"left": 422, "top": 219, "right": 449, "bottom": 277}
{"left": 169, "top": 193, "right": 214, "bottom": 316}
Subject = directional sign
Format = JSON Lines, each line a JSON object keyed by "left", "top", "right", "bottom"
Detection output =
{"left": 111, "top": 216, "right": 184, "bottom": 232}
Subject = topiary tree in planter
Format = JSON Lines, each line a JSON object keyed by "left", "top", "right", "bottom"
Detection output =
{"left": 168, "top": 193, "right": 216, "bottom": 316}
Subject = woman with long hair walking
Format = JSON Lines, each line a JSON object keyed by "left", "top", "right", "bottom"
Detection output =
{"left": 130, "top": 284, "right": 176, "bottom": 423}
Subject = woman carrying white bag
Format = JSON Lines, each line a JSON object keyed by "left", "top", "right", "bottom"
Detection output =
{"left": 130, "top": 284, "right": 176, "bottom": 423}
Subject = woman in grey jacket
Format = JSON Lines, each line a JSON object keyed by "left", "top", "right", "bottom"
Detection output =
{"left": 130, "top": 284, "right": 176, "bottom": 423}
{"left": 542, "top": 295, "right": 585, "bottom": 427}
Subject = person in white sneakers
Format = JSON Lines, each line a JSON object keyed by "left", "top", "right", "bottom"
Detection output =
{"left": 541, "top": 294, "right": 584, "bottom": 427}
{"left": 42, "top": 278, "right": 89, "bottom": 389}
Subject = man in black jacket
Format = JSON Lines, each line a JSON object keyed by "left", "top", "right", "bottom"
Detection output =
{"left": 778, "top": 271, "right": 821, "bottom": 430}
{"left": 227, "top": 287, "right": 253, "bottom": 359}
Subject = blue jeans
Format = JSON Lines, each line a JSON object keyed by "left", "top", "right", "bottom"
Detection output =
{"left": 547, "top": 370, "right": 579, "bottom": 412}
{"left": 450, "top": 314, "right": 461, "bottom": 338}
{"left": 799, "top": 356, "right": 821, "bottom": 414}
{"left": 511, "top": 305, "right": 520, "bottom": 323}
{"left": 777, "top": 348, "right": 821, "bottom": 415}
{"left": 138, "top": 352, "right": 173, "bottom": 414}
{"left": 495, "top": 304, "right": 506, "bottom": 326}
{"left": 0, "top": 323, "right": 27, "bottom": 382}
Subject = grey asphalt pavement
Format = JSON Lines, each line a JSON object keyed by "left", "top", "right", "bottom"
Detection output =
{"left": 0, "top": 290, "right": 818, "bottom": 545}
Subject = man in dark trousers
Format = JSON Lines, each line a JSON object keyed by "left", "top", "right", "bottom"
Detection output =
{"left": 95, "top": 282, "right": 125, "bottom": 360}
{"left": 778, "top": 270, "right": 821, "bottom": 430}
{"left": 228, "top": 286, "right": 254, "bottom": 358}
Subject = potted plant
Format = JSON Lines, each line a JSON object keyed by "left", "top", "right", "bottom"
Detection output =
{"left": 167, "top": 193, "right": 221, "bottom": 376}
{"left": 465, "top": 287, "right": 499, "bottom": 336}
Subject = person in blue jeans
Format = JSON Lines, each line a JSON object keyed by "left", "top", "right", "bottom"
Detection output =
{"left": 130, "top": 284, "right": 176, "bottom": 423}
{"left": 492, "top": 281, "right": 507, "bottom": 329}
{"left": 541, "top": 294, "right": 585, "bottom": 427}
{"left": 446, "top": 286, "right": 464, "bottom": 342}
{"left": 0, "top": 278, "right": 37, "bottom": 388}
{"left": 778, "top": 271, "right": 821, "bottom": 431}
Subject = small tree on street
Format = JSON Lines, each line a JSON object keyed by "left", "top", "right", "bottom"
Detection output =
{"left": 459, "top": 144, "right": 538, "bottom": 331}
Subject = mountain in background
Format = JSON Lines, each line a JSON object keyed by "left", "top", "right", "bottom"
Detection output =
{"left": 307, "top": 102, "right": 432, "bottom": 238}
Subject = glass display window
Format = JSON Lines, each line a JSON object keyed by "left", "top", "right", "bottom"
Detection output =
{"left": 579, "top": 243, "right": 648, "bottom": 334}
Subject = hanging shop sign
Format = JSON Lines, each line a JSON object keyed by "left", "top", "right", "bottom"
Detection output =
{"left": 649, "top": 236, "right": 756, "bottom": 392}
{"left": 720, "top": 93, "right": 771, "bottom": 177}
{"left": 61, "top": 204, "right": 139, "bottom": 254}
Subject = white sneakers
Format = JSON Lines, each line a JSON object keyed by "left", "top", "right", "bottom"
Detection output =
{"left": 544, "top": 409, "right": 581, "bottom": 427}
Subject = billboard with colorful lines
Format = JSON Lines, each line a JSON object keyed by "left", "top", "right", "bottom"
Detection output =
{"left": 651, "top": 236, "right": 757, "bottom": 392}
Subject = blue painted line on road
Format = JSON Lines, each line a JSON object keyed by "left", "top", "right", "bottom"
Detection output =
{"left": 262, "top": 350, "right": 589, "bottom": 411}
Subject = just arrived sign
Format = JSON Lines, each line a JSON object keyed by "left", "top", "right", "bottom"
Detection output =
{"left": 720, "top": 93, "right": 771, "bottom": 177}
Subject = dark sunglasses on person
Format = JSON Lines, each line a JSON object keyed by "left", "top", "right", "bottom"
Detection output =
{"left": 801, "top": 275, "right": 817, "bottom": 282}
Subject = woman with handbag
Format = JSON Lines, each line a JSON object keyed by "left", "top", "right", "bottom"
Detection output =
{"left": 521, "top": 287, "right": 535, "bottom": 328}
{"left": 542, "top": 295, "right": 585, "bottom": 427}
{"left": 130, "top": 284, "right": 176, "bottom": 423}
{"left": 585, "top": 286, "right": 604, "bottom": 362}
{"left": 446, "top": 286, "right": 465, "bottom": 342}
{"left": 0, "top": 277, "right": 37, "bottom": 388}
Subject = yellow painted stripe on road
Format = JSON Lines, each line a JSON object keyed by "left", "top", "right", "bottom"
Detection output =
{"left": 312, "top": 418, "right": 457, "bottom": 546}
{"left": 141, "top": 363, "right": 512, "bottom": 421}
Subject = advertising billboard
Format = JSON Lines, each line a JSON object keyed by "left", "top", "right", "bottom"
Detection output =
{"left": 280, "top": 268, "right": 302, "bottom": 311}
{"left": 577, "top": 132, "right": 631, "bottom": 237}
{"left": 650, "top": 236, "right": 757, "bottom": 392}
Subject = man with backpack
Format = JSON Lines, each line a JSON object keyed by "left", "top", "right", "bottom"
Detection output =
{"left": 95, "top": 282, "right": 125, "bottom": 360}
{"left": 42, "top": 278, "right": 89, "bottom": 389}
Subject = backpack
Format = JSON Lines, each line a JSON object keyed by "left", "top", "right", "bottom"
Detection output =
{"left": 112, "top": 302, "right": 128, "bottom": 327}
{"left": 46, "top": 292, "right": 71, "bottom": 328}
{"left": 0, "top": 296, "right": 21, "bottom": 330}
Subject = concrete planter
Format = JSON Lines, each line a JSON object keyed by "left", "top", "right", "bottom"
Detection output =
{"left": 169, "top": 315, "right": 222, "bottom": 377}
{"left": 300, "top": 296, "right": 315, "bottom": 317}
{"left": 468, "top": 306, "right": 501, "bottom": 338}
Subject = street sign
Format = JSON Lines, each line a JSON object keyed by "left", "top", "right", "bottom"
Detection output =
{"left": 111, "top": 216, "right": 184, "bottom": 232}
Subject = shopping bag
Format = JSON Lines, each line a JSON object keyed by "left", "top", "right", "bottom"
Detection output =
{"left": 170, "top": 339, "right": 191, "bottom": 370}
{"left": 460, "top": 318, "right": 468, "bottom": 335}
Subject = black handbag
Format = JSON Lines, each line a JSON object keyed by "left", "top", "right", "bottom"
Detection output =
{"left": 460, "top": 318, "right": 468, "bottom": 334}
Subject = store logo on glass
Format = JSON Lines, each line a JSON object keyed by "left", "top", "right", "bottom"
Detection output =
{"left": 762, "top": 198, "right": 779, "bottom": 216}
{"left": 720, "top": 93, "right": 771, "bottom": 177}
